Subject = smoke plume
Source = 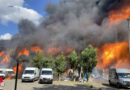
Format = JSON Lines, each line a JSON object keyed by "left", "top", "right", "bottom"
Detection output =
{"left": 0, "top": 0, "right": 129, "bottom": 69}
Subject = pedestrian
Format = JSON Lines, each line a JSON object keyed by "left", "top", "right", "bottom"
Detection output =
{"left": 0, "top": 77, "right": 5, "bottom": 89}
{"left": 0, "top": 77, "right": 3, "bottom": 83}
{"left": 84, "top": 74, "right": 87, "bottom": 82}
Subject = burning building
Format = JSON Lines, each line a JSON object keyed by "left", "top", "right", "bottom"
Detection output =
{"left": 0, "top": 0, "right": 130, "bottom": 76}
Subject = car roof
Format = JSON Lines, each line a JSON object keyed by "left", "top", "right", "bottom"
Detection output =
{"left": 5, "top": 69, "right": 13, "bottom": 71}
{"left": 25, "top": 67, "right": 38, "bottom": 70}
{"left": 41, "top": 68, "right": 52, "bottom": 71}
{"left": 116, "top": 68, "right": 130, "bottom": 73}
{"left": 0, "top": 68, "right": 6, "bottom": 71}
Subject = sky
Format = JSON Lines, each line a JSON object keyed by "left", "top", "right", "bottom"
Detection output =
{"left": 0, "top": 0, "right": 59, "bottom": 40}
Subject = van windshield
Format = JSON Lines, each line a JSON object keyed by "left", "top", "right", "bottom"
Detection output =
{"left": 118, "top": 73, "right": 130, "bottom": 78}
{"left": 42, "top": 71, "right": 52, "bottom": 75}
{"left": 24, "top": 70, "right": 34, "bottom": 74}
{"left": 0, "top": 71, "right": 3, "bottom": 74}
{"left": 8, "top": 71, "right": 14, "bottom": 74}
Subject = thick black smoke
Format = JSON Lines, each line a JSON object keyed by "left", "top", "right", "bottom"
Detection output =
{"left": 0, "top": 0, "right": 129, "bottom": 68}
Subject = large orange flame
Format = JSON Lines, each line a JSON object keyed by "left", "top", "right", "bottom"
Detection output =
{"left": 18, "top": 48, "right": 29, "bottom": 57}
{"left": 13, "top": 63, "right": 23, "bottom": 74}
{"left": 47, "top": 47, "right": 61, "bottom": 55}
{"left": 0, "top": 55, "right": 9, "bottom": 64}
{"left": 109, "top": 0, "right": 130, "bottom": 23}
{"left": 31, "top": 46, "right": 43, "bottom": 53}
{"left": 65, "top": 47, "right": 73, "bottom": 53}
{"left": 97, "top": 41, "right": 130, "bottom": 69}
{"left": 0, "top": 51, "right": 4, "bottom": 57}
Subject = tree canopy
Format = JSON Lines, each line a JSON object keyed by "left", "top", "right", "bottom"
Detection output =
{"left": 68, "top": 50, "right": 79, "bottom": 70}
{"left": 55, "top": 53, "right": 67, "bottom": 75}
{"left": 80, "top": 45, "right": 97, "bottom": 74}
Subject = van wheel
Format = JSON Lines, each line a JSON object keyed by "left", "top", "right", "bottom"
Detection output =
{"left": 109, "top": 80, "right": 112, "bottom": 86}
{"left": 21, "top": 80, "right": 24, "bottom": 82}
{"left": 117, "top": 83, "right": 121, "bottom": 88}
{"left": 39, "top": 81, "right": 42, "bottom": 84}
{"left": 33, "top": 79, "right": 35, "bottom": 82}
{"left": 50, "top": 81, "right": 53, "bottom": 84}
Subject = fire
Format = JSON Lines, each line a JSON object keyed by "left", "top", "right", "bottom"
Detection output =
{"left": 31, "top": 46, "right": 43, "bottom": 53}
{"left": 13, "top": 63, "right": 23, "bottom": 74}
{"left": 18, "top": 48, "right": 29, "bottom": 57}
{"left": 65, "top": 47, "right": 73, "bottom": 53}
{"left": 5, "top": 76, "right": 12, "bottom": 80}
{"left": 0, "top": 55, "right": 9, "bottom": 64}
{"left": 109, "top": 0, "right": 130, "bottom": 23}
{"left": 47, "top": 47, "right": 61, "bottom": 55}
{"left": 97, "top": 41, "right": 130, "bottom": 69}
{"left": 0, "top": 51, "right": 4, "bottom": 57}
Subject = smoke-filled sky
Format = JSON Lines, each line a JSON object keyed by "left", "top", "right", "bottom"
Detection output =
{"left": 0, "top": 0, "right": 129, "bottom": 69}
{"left": 0, "top": 0, "right": 59, "bottom": 40}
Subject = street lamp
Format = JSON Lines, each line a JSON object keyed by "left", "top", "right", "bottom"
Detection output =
{"left": 127, "top": 17, "right": 130, "bottom": 53}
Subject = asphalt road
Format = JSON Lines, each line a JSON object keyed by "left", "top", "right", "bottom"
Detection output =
{"left": 1, "top": 80, "right": 130, "bottom": 90}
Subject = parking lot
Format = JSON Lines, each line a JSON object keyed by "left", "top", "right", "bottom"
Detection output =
{"left": 1, "top": 80, "right": 129, "bottom": 90}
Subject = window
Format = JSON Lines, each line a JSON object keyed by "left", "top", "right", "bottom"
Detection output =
{"left": 24, "top": 70, "right": 34, "bottom": 74}
{"left": 42, "top": 71, "right": 52, "bottom": 75}
{"left": 0, "top": 71, "right": 3, "bottom": 74}
{"left": 118, "top": 73, "right": 130, "bottom": 78}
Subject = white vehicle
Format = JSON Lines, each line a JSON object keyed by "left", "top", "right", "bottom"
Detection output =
{"left": 0, "top": 69, "right": 8, "bottom": 79}
{"left": 109, "top": 68, "right": 130, "bottom": 88}
{"left": 22, "top": 67, "right": 39, "bottom": 82}
{"left": 5, "top": 69, "right": 15, "bottom": 77}
{"left": 39, "top": 68, "right": 53, "bottom": 84}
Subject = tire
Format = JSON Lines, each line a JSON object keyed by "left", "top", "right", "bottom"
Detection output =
{"left": 32, "top": 79, "right": 35, "bottom": 82}
{"left": 117, "top": 83, "right": 121, "bottom": 88}
{"left": 109, "top": 80, "right": 112, "bottom": 86}
{"left": 38, "top": 80, "right": 42, "bottom": 84}
{"left": 50, "top": 81, "right": 53, "bottom": 84}
{"left": 21, "top": 80, "right": 24, "bottom": 82}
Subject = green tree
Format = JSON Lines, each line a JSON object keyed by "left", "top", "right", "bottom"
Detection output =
{"left": 68, "top": 50, "right": 79, "bottom": 81}
{"left": 42, "top": 56, "right": 54, "bottom": 68}
{"left": 32, "top": 52, "right": 54, "bottom": 69}
{"left": 80, "top": 45, "right": 97, "bottom": 81}
{"left": 55, "top": 53, "right": 66, "bottom": 81}
{"left": 31, "top": 52, "right": 44, "bottom": 68}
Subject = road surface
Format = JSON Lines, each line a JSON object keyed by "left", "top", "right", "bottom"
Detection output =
{"left": 1, "top": 80, "right": 129, "bottom": 90}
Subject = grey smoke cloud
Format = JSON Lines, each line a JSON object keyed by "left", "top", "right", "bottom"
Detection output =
{"left": 1, "top": 0, "right": 128, "bottom": 51}
{"left": 6, "top": 0, "right": 129, "bottom": 51}
{"left": 0, "top": 0, "right": 129, "bottom": 68}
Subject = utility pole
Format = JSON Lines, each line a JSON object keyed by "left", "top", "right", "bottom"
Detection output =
{"left": 14, "top": 59, "right": 19, "bottom": 90}
{"left": 127, "top": 17, "right": 130, "bottom": 53}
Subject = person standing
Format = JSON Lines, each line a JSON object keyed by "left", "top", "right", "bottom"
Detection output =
{"left": 0, "top": 77, "right": 5, "bottom": 89}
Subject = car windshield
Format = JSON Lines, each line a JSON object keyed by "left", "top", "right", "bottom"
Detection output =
{"left": 118, "top": 73, "right": 130, "bottom": 78}
{"left": 42, "top": 71, "right": 52, "bottom": 75}
{"left": 0, "top": 71, "right": 3, "bottom": 74}
{"left": 24, "top": 70, "right": 34, "bottom": 74}
{"left": 8, "top": 71, "right": 14, "bottom": 74}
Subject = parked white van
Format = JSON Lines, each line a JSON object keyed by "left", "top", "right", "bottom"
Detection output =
{"left": 109, "top": 68, "right": 130, "bottom": 88}
{"left": 22, "top": 67, "right": 39, "bottom": 82}
{"left": 39, "top": 68, "right": 53, "bottom": 84}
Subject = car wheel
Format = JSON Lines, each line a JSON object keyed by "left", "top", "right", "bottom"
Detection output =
{"left": 38, "top": 81, "right": 42, "bottom": 84}
{"left": 50, "top": 81, "right": 53, "bottom": 84}
{"left": 117, "top": 83, "right": 121, "bottom": 88}
{"left": 109, "top": 80, "right": 112, "bottom": 86}
{"left": 21, "top": 80, "right": 24, "bottom": 82}
{"left": 32, "top": 79, "right": 35, "bottom": 82}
